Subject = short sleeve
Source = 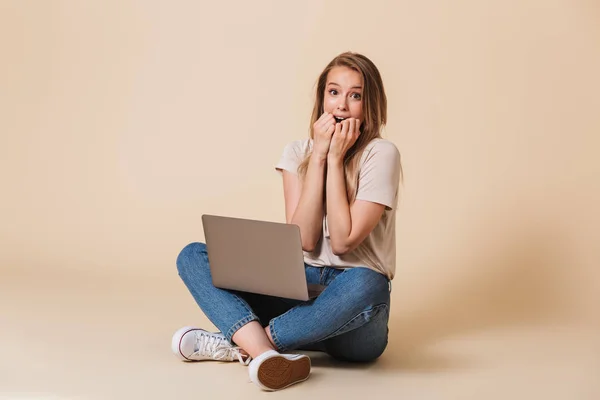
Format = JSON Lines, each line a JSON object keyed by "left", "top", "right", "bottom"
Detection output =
{"left": 275, "top": 139, "right": 308, "bottom": 175}
{"left": 355, "top": 140, "right": 402, "bottom": 210}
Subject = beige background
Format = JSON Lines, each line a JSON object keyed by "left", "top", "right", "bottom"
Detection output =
{"left": 1, "top": 1, "right": 599, "bottom": 399}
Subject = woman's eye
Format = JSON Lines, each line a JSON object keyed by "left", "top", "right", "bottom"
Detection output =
{"left": 352, "top": 93, "right": 362, "bottom": 100}
{"left": 329, "top": 89, "right": 338, "bottom": 95}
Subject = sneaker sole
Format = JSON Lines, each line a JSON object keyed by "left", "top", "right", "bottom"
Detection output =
{"left": 256, "top": 355, "right": 311, "bottom": 391}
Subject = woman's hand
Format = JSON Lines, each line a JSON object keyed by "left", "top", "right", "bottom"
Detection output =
{"left": 328, "top": 118, "right": 361, "bottom": 163}
{"left": 312, "top": 112, "right": 336, "bottom": 161}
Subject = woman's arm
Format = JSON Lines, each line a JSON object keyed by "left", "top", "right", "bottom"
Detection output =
{"left": 325, "top": 119, "right": 387, "bottom": 255}
{"left": 282, "top": 155, "right": 327, "bottom": 252}
{"left": 282, "top": 112, "right": 337, "bottom": 252}
{"left": 326, "top": 159, "right": 385, "bottom": 255}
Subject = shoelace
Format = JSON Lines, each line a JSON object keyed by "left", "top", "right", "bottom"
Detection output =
{"left": 192, "top": 331, "right": 252, "bottom": 365}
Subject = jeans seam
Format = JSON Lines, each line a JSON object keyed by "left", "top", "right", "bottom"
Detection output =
{"left": 269, "top": 319, "right": 286, "bottom": 351}
{"left": 321, "top": 267, "right": 343, "bottom": 285}
{"left": 317, "top": 303, "right": 389, "bottom": 343}
{"left": 232, "top": 292, "right": 255, "bottom": 314}
{"left": 271, "top": 303, "right": 389, "bottom": 351}
{"left": 226, "top": 314, "right": 260, "bottom": 342}
{"left": 225, "top": 293, "right": 260, "bottom": 342}
{"left": 268, "top": 301, "right": 313, "bottom": 351}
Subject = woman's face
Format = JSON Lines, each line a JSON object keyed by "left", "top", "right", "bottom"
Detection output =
{"left": 323, "top": 66, "right": 364, "bottom": 126}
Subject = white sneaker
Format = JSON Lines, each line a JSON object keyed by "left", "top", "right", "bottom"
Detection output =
{"left": 249, "top": 349, "right": 311, "bottom": 391}
{"left": 171, "top": 326, "right": 251, "bottom": 365}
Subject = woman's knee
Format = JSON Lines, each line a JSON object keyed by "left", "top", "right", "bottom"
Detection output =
{"left": 176, "top": 242, "right": 207, "bottom": 276}
{"left": 323, "top": 304, "right": 390, "bottom": 363}
{"left": 327, "top": 335, "right": 388, "bottom": 363}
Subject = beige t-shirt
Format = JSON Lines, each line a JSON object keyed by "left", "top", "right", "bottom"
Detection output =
{"left": 275, "top": 137, "right": 402, "bottom": 280}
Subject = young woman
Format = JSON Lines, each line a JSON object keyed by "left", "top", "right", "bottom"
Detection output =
{"left": 172, "top": 52, "right": 402, "bottom": 391}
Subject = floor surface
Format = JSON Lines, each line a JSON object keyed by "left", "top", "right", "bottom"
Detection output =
{"left": 1, "top": 266, "right": 598, "bottom": 400}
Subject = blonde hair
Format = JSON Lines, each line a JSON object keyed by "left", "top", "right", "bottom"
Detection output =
{"left": 297, "top": 52, "right": 388, "bottom": 203}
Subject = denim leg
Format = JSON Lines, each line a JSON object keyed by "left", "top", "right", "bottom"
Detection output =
{"left": 233, "top": 291, "right": 300, "bottom": 328}
{"left": 176, "top": 242, "right": 261, "bottom": 343}
{"left": 321, "top": 301, "right": 389, "bottom": 362}
{"left": 234, "top": 265, "right": 322, "bottom": 327}
{"left": 268, "top": 266, "right": 391, "bottom": 355}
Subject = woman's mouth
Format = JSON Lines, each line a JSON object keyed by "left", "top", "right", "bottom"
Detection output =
{"left": 334, "top": 116, "right": 346, "bottom": 123}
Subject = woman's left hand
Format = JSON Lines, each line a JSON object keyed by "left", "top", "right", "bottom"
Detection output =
{"left": 328, "top": 118, "right": 361, "bottom": 163}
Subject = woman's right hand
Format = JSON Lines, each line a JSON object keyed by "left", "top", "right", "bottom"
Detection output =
{"left": 312, "top": 112, "right": 336, "bottom": 160}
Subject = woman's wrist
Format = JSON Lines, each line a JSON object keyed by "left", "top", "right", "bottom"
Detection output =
{"left": 327, "top": 154, "right": 344, "bottom": 166}
{"left": 310, "top": 153, "right": 328, "bottom": 166}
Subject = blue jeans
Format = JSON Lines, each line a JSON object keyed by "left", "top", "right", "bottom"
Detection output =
{"left": 176, "top": 242, "right": 391, "bottom": 362}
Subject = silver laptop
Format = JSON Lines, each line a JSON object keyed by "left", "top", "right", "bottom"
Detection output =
{"left": 201, "top": 214, "right": 325, "bottom": 301}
